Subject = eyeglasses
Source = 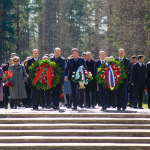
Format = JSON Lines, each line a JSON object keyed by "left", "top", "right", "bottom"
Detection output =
{"left": 14, "top": 61, "right": 19, "bottom": 62}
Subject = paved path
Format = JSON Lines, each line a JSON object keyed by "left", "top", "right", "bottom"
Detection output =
{"left": 0, "top": 106, "right": 150, "bottom": 114}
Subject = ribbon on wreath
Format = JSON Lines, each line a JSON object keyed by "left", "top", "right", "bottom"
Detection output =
{"left": 75, "top": 66, "right": 85, "bottom": 84}
{"left": 32, "top": 64, "right": 52, "bottom": 88}
{"left": 104, "top": 63, "right": 115, "bottom": 89}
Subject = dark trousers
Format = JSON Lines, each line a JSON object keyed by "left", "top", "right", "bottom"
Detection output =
{"left": 25, "top": 81, "right": 31, "bottom": 107}
{"left": 45, "top": 89, "right": 51, "bottom": 106}
{"left": 31, "top": 88, "right": 41, "bottom": 109}
{"left": 98, "top": 84, "right": 109, "bottom": 106}
{"left": 147, "top": 87, "right": 150, "bottom": 109}
{"left": 41, "top": 90, "right": 45, "bottom": 107}
{"left": 129, "top": 84, "right": 134, "bottom": 105}
{"left": 4, "top": 86, "right": 9, "bottom": 108}
{"left": 116, "top": 79, "right": 128, "bottom": 108}
{"left": 96, "top": 91, "right": 100, "bottom": 106}
{"left": 109, "top": 89, "right": 116, "bottom": 107}
{"left": 85, "top": 90, "right": 96, "bottom": 107}
{"left": 70, "top": 81, "right": 84, "bottom": 108}
{"left": 51, "top": 84, "right": 62, "bottom": 107}
{"left": 133, "top": 87, "right": 144, "bottom": 108}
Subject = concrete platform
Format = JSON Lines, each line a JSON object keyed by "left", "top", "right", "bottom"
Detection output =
{"left": 0, "top": 106, "right": 150, "bottom": 149}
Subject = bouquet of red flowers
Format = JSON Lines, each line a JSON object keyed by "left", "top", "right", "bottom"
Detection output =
{"left": 0, "top": 70, "right": 13, "bottom": 79}
{"left": 5, "top": 81, "right": 13, "bottom": 87}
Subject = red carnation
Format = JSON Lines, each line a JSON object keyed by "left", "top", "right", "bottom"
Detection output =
{"left": 5, "top": 81, "right": 13, "bottom": 87}
{"left": 119, "top": 77, "right": 121, "bottom": 80}
{"left": 61, "top": 93, "right": 64, "bottom": 97}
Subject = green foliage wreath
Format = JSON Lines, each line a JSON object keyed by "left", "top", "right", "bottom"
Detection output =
{"left": 29, "top": 59, "right": 62, "bottom": 91}
{"left": 96, "top": 58, "right": 127, "bottom": 90}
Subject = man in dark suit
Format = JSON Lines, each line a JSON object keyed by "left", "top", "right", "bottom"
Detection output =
{"left": 64, "top": 48, "right": 86, "bottom": 110}
{"left": 147, "top": 61, "right": 150, "bottom": 109}
{"left": 95, "top": 51, "right": 109, "bottom": 110}
{"left": 50, "top": 47, "right": 65, "bottom": 109}
{"left": 115, "top": 48, "right": 130, "bottom": 110}
{"left": 128, "top": 55, "right": 137, "bottom": 107}
{"left": 85, "top": 52, "right": 96, "bottom": 108}
{"left": 27, "top": 49, "right": 41, "bottom": 110}
{"left": 131, "top": 55, "right": 146, "bottom": 109}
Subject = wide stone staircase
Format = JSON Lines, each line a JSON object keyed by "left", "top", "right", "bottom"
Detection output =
{"left": 0, "top": 112, "right": 150, "bottom": 150}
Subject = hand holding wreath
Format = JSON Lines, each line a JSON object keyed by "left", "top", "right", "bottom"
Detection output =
{"left": 96, "top": 58, "right": 127, "bottom": 90}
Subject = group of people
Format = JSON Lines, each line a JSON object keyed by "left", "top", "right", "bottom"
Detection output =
{"left": 0, "top": 47, "right": 149, "bottom": 111}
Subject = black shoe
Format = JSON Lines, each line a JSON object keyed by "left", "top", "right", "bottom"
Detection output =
{"left": 128, "top": 104, "right": 133, "bottom": 108}
{"left": 133, "top": 106, "right": 138, "bottom": 109}
{"left": 50, "top": 104, "right": 57, "bottom": 109}
{"left": 117, "top": 107, "right": 121, "bottom": 110}
{"left": 33, "top": 106, "right": 38, "bottom": 110}
{"left": 139, "top": 107, "right": 143, "bottom": 109}
{"left": 25, "top": 104, "right": 31, "bottom": 108}
{"left": 123, "top": 106, "right": 126, "bottom": 110}
{"left": 67, "top": 104, "right": 71, "bottom": 108}
{"left": 92, "top": 105, "right": 95, "bottom": 109}
{"left": 46, "top": 106, "right": 50, "bottom": 109}
{"left": 102, "top": 105, "right": 107, "bottom": 110}
{"left": 56, "top": 107, "right": 60, "bottom": 110}
{"left": 72, "top": 107, "right": 77, "bottom": 110}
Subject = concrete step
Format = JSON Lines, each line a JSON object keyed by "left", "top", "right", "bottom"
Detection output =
{"left": 1, "top": 113, "right": 150, "bottom": 118}
{"left": 0, "top": 136, "right": 150, "bottom": 143}
{"left": 0, "top": 117, "right": 150, "bottom": 124}
{"left": 1, "top": 112, "right": 150, "bottom": 149}
{"left": 0, "top": 143, "right": 150, "bottom": 150}
{"left": 0, "top": 129, "right": 150, "bottom": 137}
{"left": 0, "top": 123, "right": 150, "bottom": 130}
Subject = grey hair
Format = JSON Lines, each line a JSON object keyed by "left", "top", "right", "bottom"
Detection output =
{"left": 86, "top": 52, "right": 92, "bottom": 55}
{"left": 118, "top": 48, "right": 125, "bottom": 52}
{"left": 99, "top": 51, "right": 106, "bottom": 55}
{"left": 54, "top": 47, "right": 61, "bottom": 51}
{"left": 13, "top": 56, "right": 20, "bottom": 62}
